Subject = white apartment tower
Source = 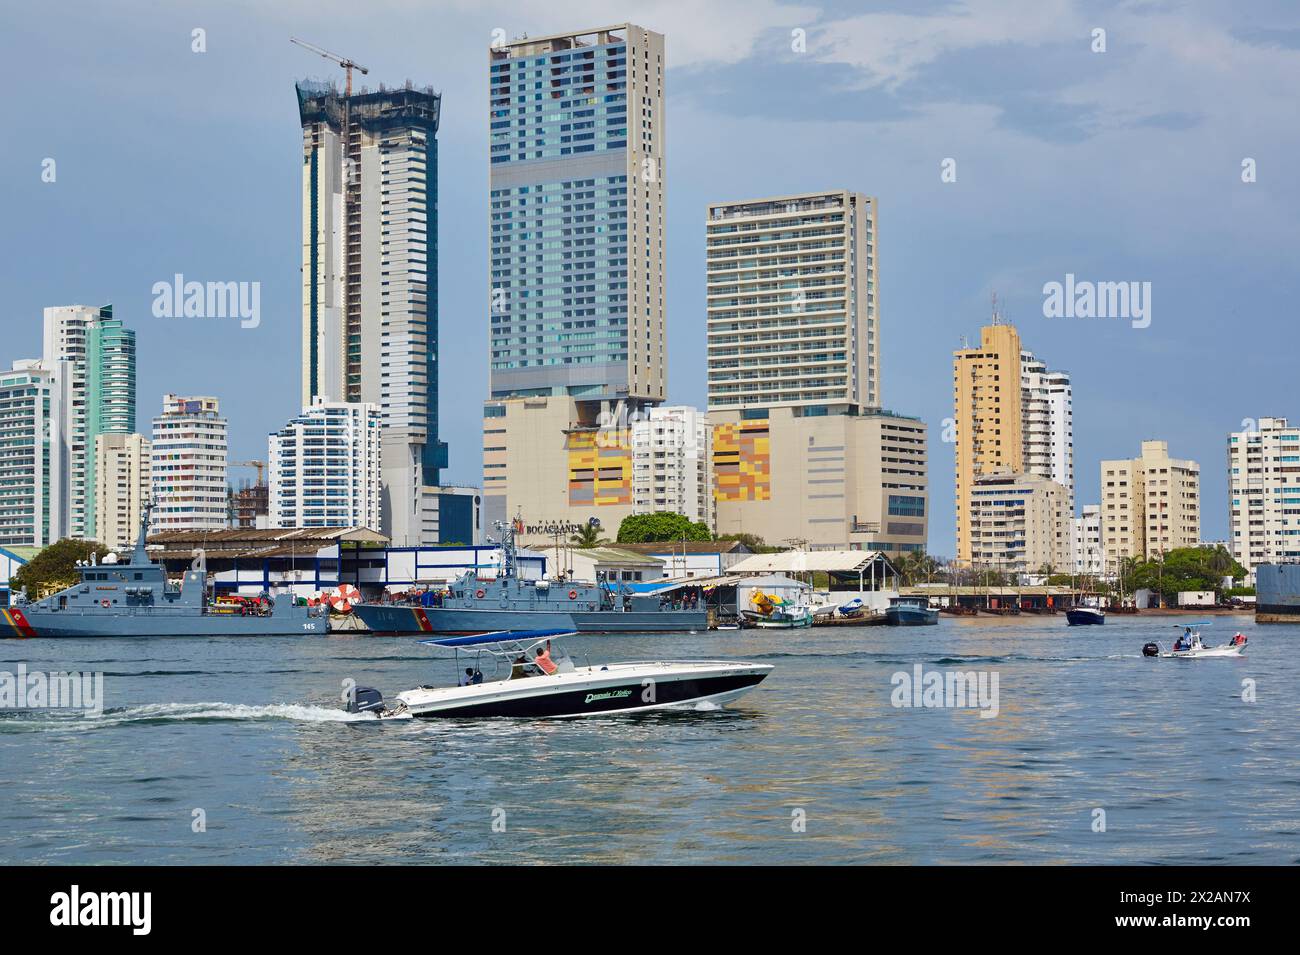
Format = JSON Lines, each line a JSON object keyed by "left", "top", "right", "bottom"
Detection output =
{"left": 94, "top": 433, "right": 151, "bottom": 551}
{"left": 150, "top": 395, "right": 228, "bottom": 532}
{"left": 1021, "top": 352, "right": 1073, "bottom": 510}
{"left": 1068, "top": 503, "right": 1102, "bottom": 575}
{"left": 0, "top": 360, "right": 69, "bottom": 547}
{"left": 269, "top": 398, "right": 382, "bottom": 530}
{"left": 1228, "top": 416, "right": 1300, "bottom": 573}
{"left": 707, "top": 191, "right": 879, "bottom": 411}
{"left": 631, "top": 406, "right": 714, "bottom": 530}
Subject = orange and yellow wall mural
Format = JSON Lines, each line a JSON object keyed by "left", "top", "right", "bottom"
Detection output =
{"left": 567, "top": 430, "right": 632, "bottom": 506}
{"left": 713, "top": 419, "right": 771, "bottom": 502}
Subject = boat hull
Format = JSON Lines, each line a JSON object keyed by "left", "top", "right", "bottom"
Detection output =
{"left": 352, "top": 603, "right": 707, "bottom": 635}
{"left": 1066, "top": 608, "right": 1106, "bottom": 626}
{"left": 1, "top": 606, "right": 327, "bottom": 638}
{"left": 395, "top": 665, "right": 772, "bottom": 718}
{"left": 1256, "top": 563, "right": 1300, "bottom": 622}
{"left": 884, "top": 607, "right": 939, "bottom": 626}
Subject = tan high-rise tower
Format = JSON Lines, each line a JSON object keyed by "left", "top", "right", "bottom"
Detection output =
{"left": 953, "top": 322, "right": 1025, "bottom": 564}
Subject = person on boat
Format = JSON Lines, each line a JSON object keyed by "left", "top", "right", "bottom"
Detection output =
{"left": 534, "top": 641, "right": 558, "bottom": 676}
{"left": 459, "top": 667, "right": 474, "bottom": 687}
{"left": 1175, "top": 627, "right": 1192, "bottom": 651}
{"left": 510, "top": 655, "right": 528, "bottom": 680}
{"left": 1231, "top": 632, "right": 1247, "bottom": 646}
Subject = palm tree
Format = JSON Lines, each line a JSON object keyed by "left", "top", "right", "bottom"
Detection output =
{"left": 569, "top": 524, "right": 609, "bottom": 549}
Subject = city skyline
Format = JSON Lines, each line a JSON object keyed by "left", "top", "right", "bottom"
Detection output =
{"left": 4, "top": 1, "right": 1300, "bottom": 556}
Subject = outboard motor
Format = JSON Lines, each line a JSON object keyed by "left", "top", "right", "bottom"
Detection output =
{"left": 347, "top": 687, "right": 386, "bottom": 715}
{"left": 1141, "top": 642, "right": 1160, "bottom": 658}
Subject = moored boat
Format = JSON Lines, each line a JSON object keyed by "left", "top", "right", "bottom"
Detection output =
{"left": 884, "top": 596, "right": 939, "bottom": 626}
{"left": 3, "top": 504, "right": 327, "bottom": 638}
{"left": 351, "top": 521, "right": 706, "bottom": 635}
{"left": 1066, "top": 606, "right": 1106, "bottom": 626}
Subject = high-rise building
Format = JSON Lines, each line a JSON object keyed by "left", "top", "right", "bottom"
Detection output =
{"left": 150, "top": 395, "right": 228, "bottom": 532}
{"left": 968, "top": 472, "right": 1070, "bottom": 575}
{"left": 268, "top": 398, "right": 382, "bottom": 530}
{"left": 1100, "top": 439, "right": 1200, "bottom": 568}
{"left": 1228, "top": 416, "right": 1300, "bottom": 573}
{"left": 85, "top": 315, "right": 136, "bottom": 540}
{"left": 631, "top": 406, "right": 714, "bottom": 530}
{"left": 297, "top": 79, "right": 447, "bottom": 544}
{"left": 706, "top": 191, "right": 879, "bottom": 411}
{"left": 1021, "top": 352, "right": 1073, "bottom": 503}
{"left": 42, "top": 304, "right": 135, "bottom": 540}
{"left": 0, "top": 360, "right": 69, "bottom": 547}
{"left": 952, "top": 320, "right": 1072, "bottom": 564}
{"left": 705, "top": 191, "right": 924, "bottom": 553}
{"left": 1068, "top": 503, "right": 1103, "bottom": 575}
{"left": 483, "top": 24, "right": 666, "bottom": 542}
{"left": 93, "top": 433, "right": 150, "bottom": 551}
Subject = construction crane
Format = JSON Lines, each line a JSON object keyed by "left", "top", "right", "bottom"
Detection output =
{"left": 290, "top": 37, "right": 369, "bottom": 96}
{"left": 231, "top": 461, "right": 267, "bottom": 486}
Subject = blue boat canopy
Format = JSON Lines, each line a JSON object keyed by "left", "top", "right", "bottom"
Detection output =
{"left": 418, "top": 628, "right": 576, "bottom": 648}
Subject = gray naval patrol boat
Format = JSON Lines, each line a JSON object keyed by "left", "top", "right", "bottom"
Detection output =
{"left": 3, "top": 505, "right": 327, "bottom": 638}
{"left": 352, "top": 520, "right": 708, "bottom": 636}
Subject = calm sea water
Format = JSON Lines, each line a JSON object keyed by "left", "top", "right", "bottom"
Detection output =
{"left": 1, "top": 616, "right": 1297, "bottom": 865}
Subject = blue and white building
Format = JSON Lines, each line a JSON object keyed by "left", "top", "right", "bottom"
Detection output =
{"left": 269, "top": 398, "right": 382, "bottom": 531}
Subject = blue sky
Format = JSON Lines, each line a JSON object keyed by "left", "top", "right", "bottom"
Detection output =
{"left": 3, "top": 0, "right": 1299, "bottom": 557}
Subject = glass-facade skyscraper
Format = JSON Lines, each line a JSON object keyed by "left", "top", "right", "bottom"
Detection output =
{"left": 487, "top": 24, "right": 665, "bottom": 402}
{"left": 483, "top": 24, "right": 666, "bottom": 537}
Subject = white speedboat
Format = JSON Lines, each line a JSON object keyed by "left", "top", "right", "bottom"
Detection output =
{"left": 1142, "top": 624, "right": 1247, "bottom": 659}
{"left": 346, "top": 629, "right": 773, "bottom": 719}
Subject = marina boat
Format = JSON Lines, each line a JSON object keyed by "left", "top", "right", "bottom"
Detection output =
{"left": 743, "top": 607, "right": 812, "bottom": 629}
{"left": 741, "top": 588, "right": 813, "bottom": 629}
{"left": 1066, "top": 606, "right": 1106, "bottom": 626}
{"left": 1142, "top": 624, "right": 1247, "bottom": 659}
{"left": 346, "top": 629, "right": 773, "bottom": 719}
{"left": 351, "top": 521, "right": 707, "bottom": 635}
{"left": 883, "top": 596, "right": 939, "bottom": 626}
{"left": 2, "top": 504, "right": 327, "bottom": 638}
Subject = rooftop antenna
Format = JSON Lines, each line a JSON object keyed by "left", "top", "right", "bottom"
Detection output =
{"left": 990, "top": 290, "right": 1001, "bottom": 325}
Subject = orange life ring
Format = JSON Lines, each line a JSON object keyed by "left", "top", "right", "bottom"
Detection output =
{"left": 100, "top": 599, "right": 111, "bottom": 608}
{"left": 475, "top": 589, "right": 486, "bottom": 599}
{"left": 568, "top": 590, "right": 578, "bottom": 600}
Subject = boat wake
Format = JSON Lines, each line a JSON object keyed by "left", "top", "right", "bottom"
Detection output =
{"left": 0, "top": 701, "right": 380, "bottom": 731}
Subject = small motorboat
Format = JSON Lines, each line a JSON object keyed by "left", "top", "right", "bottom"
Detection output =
{"left": 1066, "top": 605, "right": 1105, "bottom": 626}
{"left": 345, "top": 629, "right": 773, "bottom": 719}
{"left": 1142, "top": 624, "right": 1247, "bottom": 659}
{"left": 884, "top": 596, "right": 939, "bottom": 626}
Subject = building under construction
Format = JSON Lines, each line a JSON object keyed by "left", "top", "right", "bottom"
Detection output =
{"left": 295, "top": 75, "right": 448, "bottom": 546}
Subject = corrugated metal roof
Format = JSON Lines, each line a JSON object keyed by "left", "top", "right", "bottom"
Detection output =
{"left": 726, "top": 551, "right": 891, "bottom": 575}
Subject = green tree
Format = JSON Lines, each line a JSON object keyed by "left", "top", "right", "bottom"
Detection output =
{"left": 569, "top": 524, "right": 610, "bottom": 549}
{"left": 11, "top": 538, "right": 109, "bottom": 599}
{"left": 1127, "top": 546, "right": 1246, "bottom": 605}
{"left": 616, "top": 512, "right": 712, "bottom": 544}
{"left": 896, "top": 551, "right": 942, "bottom": 585}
